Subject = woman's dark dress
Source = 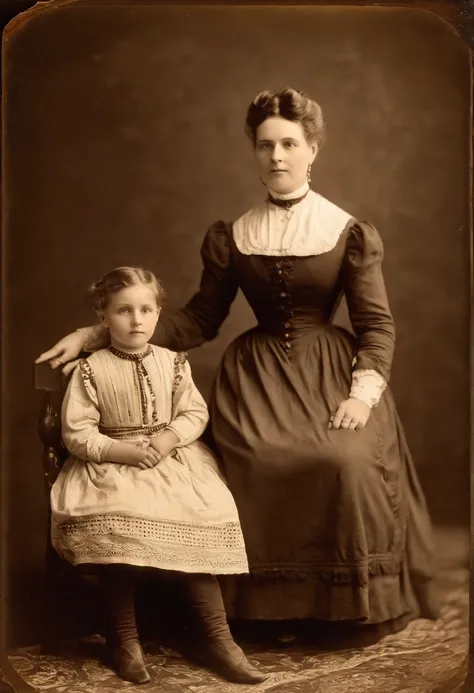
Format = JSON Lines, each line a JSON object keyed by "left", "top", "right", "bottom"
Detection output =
{"left": 155, "top": 218, "right": 438, "bottom": 627}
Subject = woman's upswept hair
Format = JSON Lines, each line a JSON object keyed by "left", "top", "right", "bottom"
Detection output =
{"left": 245, "top": 87, "right": 326, "bottom": 147}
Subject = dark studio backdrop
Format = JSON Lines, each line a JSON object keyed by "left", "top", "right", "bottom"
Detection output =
{"left": 2, "top": 2, "right": 470, "bottom": 647}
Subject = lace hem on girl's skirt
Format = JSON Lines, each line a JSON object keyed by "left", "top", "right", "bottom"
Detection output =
{"left": 51, "top": 512, "right": 249, "bottom": 575}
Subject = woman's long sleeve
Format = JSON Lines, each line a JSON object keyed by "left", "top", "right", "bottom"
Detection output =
{"left": 342, "top": 221, "right": 396, "bottom": 407}
{"left": 154, "top": 221, "right": 239, "bottom": 352}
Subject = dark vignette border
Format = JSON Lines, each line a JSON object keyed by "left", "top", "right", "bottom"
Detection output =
{"left": 0, "top": 1, "right": 471, "bottom": 692}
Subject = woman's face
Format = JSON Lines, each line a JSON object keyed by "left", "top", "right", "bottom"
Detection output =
{"left": 254, "top": 116, "right": 318, "bottom": 194}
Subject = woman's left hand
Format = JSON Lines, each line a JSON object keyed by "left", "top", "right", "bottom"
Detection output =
{"left": 329, "top": 397, "right": 371, "bottom": 431}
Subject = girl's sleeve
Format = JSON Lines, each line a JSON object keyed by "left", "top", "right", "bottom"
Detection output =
{"left": 342, "top": 221, "right": 396, "bottom": 408}
{"left": 153, "top": 221, "right": 239, "bottom": 352}
{"left": 164, "top": 353, "right": 209, "bottom": 447}
{"left": 61, "top": 360, "right": 116, "bottom": 462}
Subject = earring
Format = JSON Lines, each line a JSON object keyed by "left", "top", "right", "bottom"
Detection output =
{"left": 307, "top": 164, "right": 312, "bottom": 184}
{"left": 260, "top": 177, "right": 267, "bottom": 186}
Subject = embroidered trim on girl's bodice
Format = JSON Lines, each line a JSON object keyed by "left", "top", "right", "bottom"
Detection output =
{"left": 232, "top": 190, "right": 354, "bottom": 257}
{"left": 79, "top": 358, "right": 96, "bottom": 387}
{"left": 172, "top": 352, "right": 187, "bottom": 395}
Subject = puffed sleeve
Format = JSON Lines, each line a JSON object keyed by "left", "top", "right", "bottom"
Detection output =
{"left": 153, "top": 221, "right": 239, "bottom": 352}
{"left": 164, "top": 353, "right": 209, "bottom": 446}
{"left": 61, "top": 359, "right": 116, "bottom": 463}
{"left": 342, "top": 221, "right": 396, "bottom": 407}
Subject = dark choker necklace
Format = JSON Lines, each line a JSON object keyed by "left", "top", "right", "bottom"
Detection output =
{"left": 108, "top": 344, "right": 152, "bottom": 361}
{"left": 268, "top": 190, "right": 309, "bottom": 211}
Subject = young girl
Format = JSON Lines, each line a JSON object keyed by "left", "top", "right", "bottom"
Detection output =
{"left": 50, "top": 266, "right": 267, "bottom": 685}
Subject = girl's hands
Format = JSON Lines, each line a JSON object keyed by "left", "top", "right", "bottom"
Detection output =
{"left": 101, "top": 431, "right": 180, "bottom": 470}
{"left": 107, "top": 439, "right": 162, "bottom": 470}
{"left": 329, "top": 397, "right": 371, "bottom": 431}
{"left": 150, "top": 430, "right": 180, "bottom": 462}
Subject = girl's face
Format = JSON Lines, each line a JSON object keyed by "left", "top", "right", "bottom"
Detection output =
{"left": 254, "top": 116, "right": 318, "bottom": 195}
{"left": 99, "top": 284, "right": 160, "bottom": 353}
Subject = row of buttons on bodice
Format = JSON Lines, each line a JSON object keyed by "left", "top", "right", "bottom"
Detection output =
{"left": 262, "top": 257, "right": 296, "bottom": 354}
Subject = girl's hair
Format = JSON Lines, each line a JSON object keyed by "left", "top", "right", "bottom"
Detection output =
{"left": 245, "top": 87, "right": 326, "bottom": 147}
{"left": 88, "top": 266, "right": 165, "bottom": 312}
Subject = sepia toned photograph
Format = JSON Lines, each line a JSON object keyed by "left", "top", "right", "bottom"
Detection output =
{"left": 1, "top": 1, "right": 472, "bottom": 691}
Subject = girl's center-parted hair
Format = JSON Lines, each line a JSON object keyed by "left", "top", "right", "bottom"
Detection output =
{"left": 88, "top": 266, "right": 165, "bottom": 312}
{"left": 245, "top": 87, "right": 326, "bottom": 147}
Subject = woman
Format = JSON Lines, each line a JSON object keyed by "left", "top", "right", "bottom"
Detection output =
{"left": 37, "top": 87, "right": 439, "bottom": 636}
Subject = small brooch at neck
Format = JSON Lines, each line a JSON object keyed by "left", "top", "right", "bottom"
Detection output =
{"left": 268, "top": 189, "right": 310, "bottom": 211}
{"left": 108, "top": 344, "right": 152, "bottom": 361}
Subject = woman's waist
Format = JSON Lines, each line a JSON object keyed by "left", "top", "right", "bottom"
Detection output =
{"left": 255, "top": 315, "right": 333, "bottom": 339}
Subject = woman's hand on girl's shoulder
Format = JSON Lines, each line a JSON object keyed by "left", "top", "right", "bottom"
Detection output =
{"left": 329, "top": 397, "right": 371, "bottom": 431}
{"left": 35, "top": 331, "right": 87, "bottom": 374}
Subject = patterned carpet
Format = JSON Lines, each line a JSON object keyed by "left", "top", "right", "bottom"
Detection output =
{"left": 8, "top": 567, "right": 468, "bottom": 693}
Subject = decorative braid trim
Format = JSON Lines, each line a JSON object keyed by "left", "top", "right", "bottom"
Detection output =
{"left": 245, "top": 556, "right": 402, "bottom": 586}
{"left": 79, "top": 359, "right": 96, "bottom": 388}
{"left": 108, "top": 345, "right": 152, "bottom": 361}
{"left": 172, "top": 352, "right": 188, "bottom": 394}
{"left": 97, "top": 423, "right": 167, "bottom": 439}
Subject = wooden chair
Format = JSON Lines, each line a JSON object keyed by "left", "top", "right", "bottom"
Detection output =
{"left": 35, "top": 358, "right": 102, "bottom": 653}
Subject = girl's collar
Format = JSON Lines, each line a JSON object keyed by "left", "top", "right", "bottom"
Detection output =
{"left": 108, "top": 344, "right": 152, "bottom": 361}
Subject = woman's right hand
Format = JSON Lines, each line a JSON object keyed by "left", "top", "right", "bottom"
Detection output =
{"left": 35, "top": 331, "right": 86, "bottom": 375}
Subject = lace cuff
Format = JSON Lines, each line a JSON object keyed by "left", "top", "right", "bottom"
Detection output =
{"left": 76, "top": 325, "right": 108, "bottom": 352}
{"left": 86, "top": 434, "right": 114, "bottom": 464}
{"left": 350, "top": 368, "right": 387, "bottom": 408}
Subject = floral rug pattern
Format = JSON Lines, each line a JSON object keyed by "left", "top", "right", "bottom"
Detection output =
{"left": 9, "top": 569, "right": 468, "bottom": 693}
